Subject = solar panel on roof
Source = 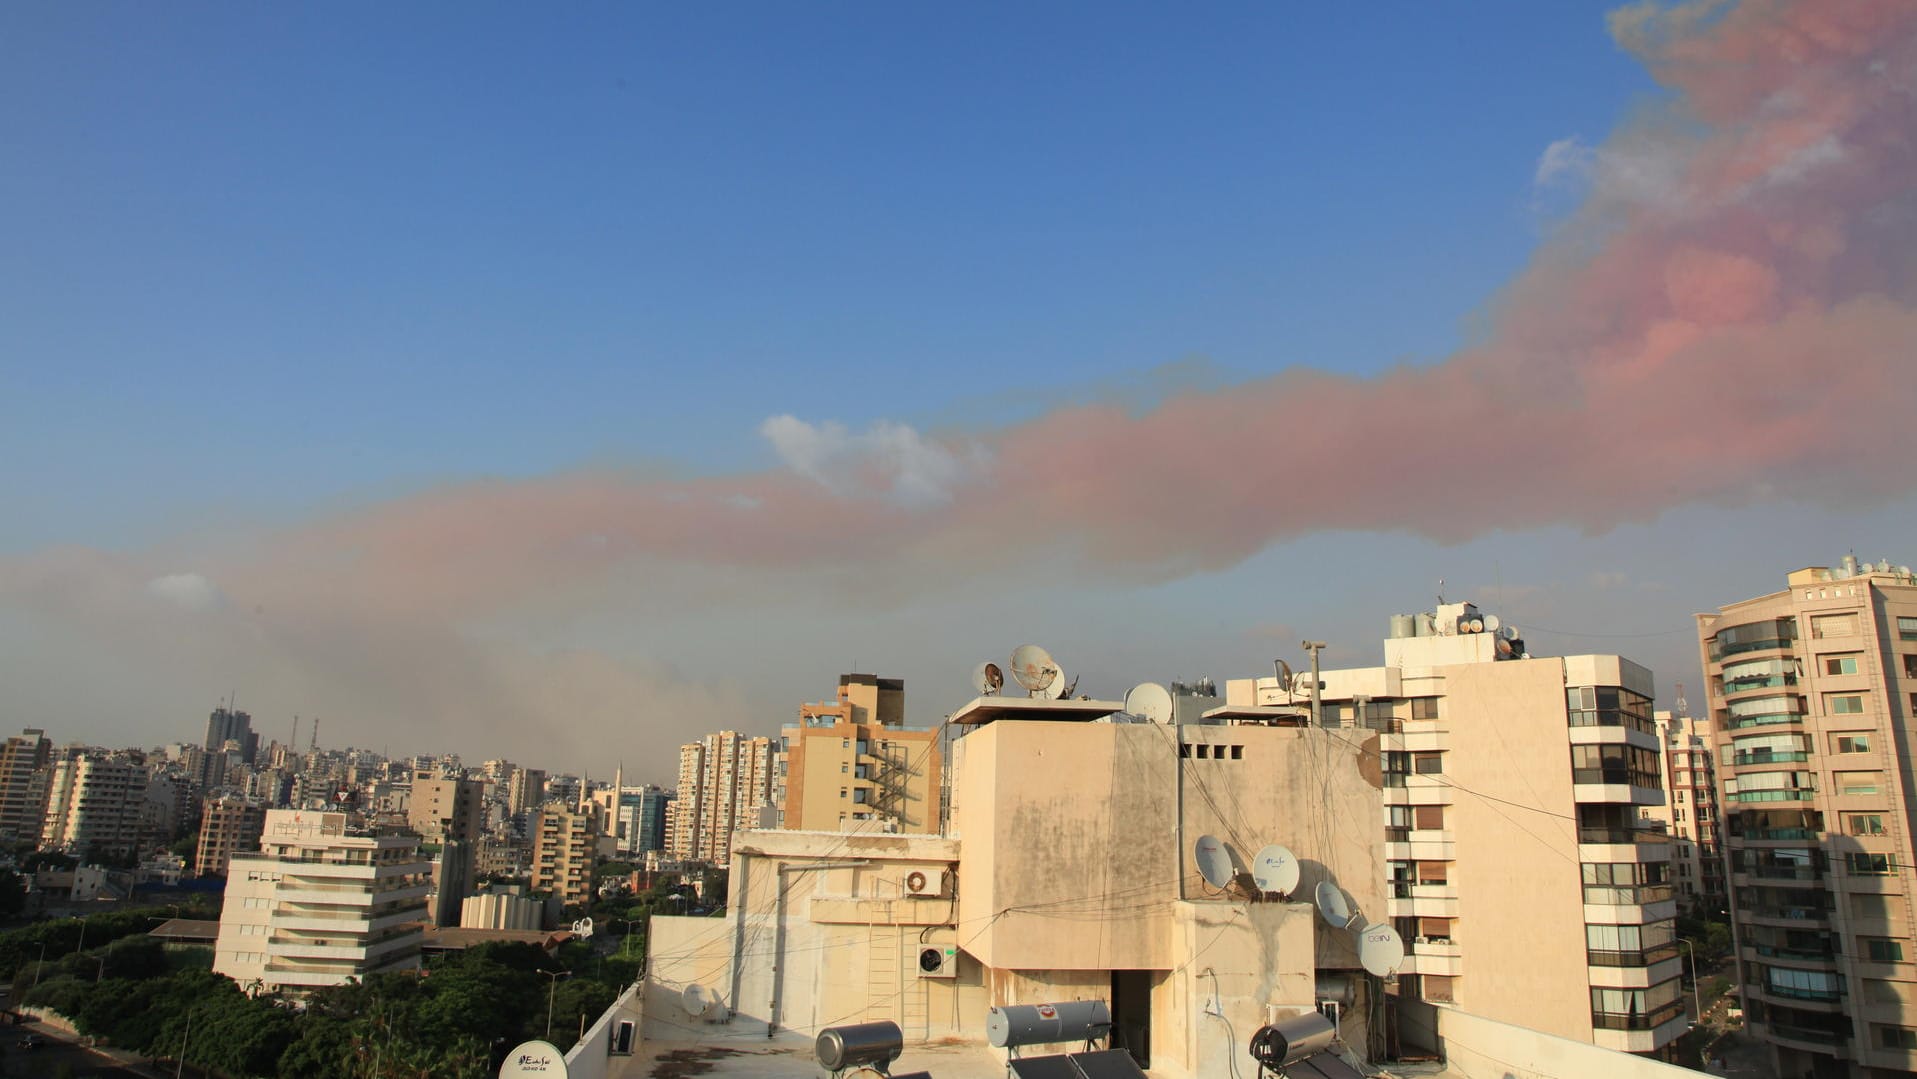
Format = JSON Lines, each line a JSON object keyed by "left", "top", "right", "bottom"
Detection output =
{"left": 1067, "top": 1048, "right": 1150, "bottom": 1078}
{"left": 1007, "top": 1055, "right": 1080, "bottom": 1079}
{"left": 1288, "top": 1053, "right": 1364, "bottom": 1079}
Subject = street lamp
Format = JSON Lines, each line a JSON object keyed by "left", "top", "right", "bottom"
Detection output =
{"left": 1678, "top": 937, "right": 1704, "bottom": 1025}
{"left": 29, "top": 942, "right": 46, "bottom": 989}
{"left": 539, "top": 969, "right": 572, "bottom": 1040}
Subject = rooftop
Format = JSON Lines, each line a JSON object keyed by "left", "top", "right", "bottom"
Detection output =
{"left": 949, "top": 696, "right": 1123, "bottom": 725}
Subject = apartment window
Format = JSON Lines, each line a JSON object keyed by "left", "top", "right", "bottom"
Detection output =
{"left": 1905, "top": 655, "right": 1917, "bottom": 678}
{"left": 1900, "top": 616, "right": 1917, "bottom": 641}
{"left": 1409, "top": 698, "right": 1439, "bottom": 721}
{"left": 1413, "top": 753, "right": 1443, "bottom": 775}
{"left": 1571, "top": 744, "right": 1660, "bottom": 788}
{"left": 1850, "top": 814, "right": 1887, "bottom": 835}
{"left": 1866, "top": 939, "right": 1906, "bottom": 963}
{"left": 1879, "top": 1026, "right": 1917, "bottom": 1050}
{"left": 1811, "top": 613, "right": 1860, "bottom": 638}
{"left": 1848, "top": 852, "right": 1897, "bottom": 876}
{"left": 1825, "top": 656, "right": 1860, "bottom": 676}
{"left": 1383, "top": 752, "right": 1410, "bottom": 787}
{"left": 841, "top": 763, "right": 848, "bottom": 773}
{"left": 840, "top": 787, "right": 848, "bottom": 799}
{"left": 1827, "top": 694, "right": 1867, "bottom": 715}
{"left": 1835, "top": 734, "right": 1871, "bottom": 754}
{"left": 1837, "top": 772, "right": 1882, "bottom": 796}
{"left": 1414, "top": 805, "right": 1445, "bottom": 830}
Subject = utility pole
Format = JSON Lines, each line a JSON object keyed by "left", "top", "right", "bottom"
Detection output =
{"left": 1302, "top": 641, "right": 1328, "bottom": 727}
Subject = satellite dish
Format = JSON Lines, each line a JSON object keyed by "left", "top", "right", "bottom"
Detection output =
{"left": 499, "top": 1040, "right": 570, "bottom": 1079}
{"left": 972, "top": 662, "right": 1005, "bottom": 696}
{"left": 572, "top": 916, "right": 594, "bottom": 939}
{"left": 1044, "top": 665, "right": 1072, "bottom": 700}
{"left": 1251, "top": 844, "right": 1300, "bottom": 896}
{"left": 1467, "top": 618, "right": 1484, "bottom": 633}
{"left": 1501, "top": 624, "right": 1519, "bottom": 641}
{"left": 1125, "top": 683, "right": 1174, "bottom": 724}
{"left": 682, "top": 983, "right": 714, "bottom": 1018}
{"left": 1358, "top": 923, "right": 1406, "bottom": 977}
{"left": 1315, "top": 881, "right": 1357, "bottom": 929}
{"left": 1274, "top": 661, "right": 1295, "bottom": 701}
{"left": 1194, "top": 834, "right": 1235, "bottom": 890}
{"left": 1009, "top": 645, "right": 1060, "bottom": 695}
{"left": 1482, "top": 614, "right": 1501, "bottom": 634}
{"left": 1495, "top": 637, "right": 1514, "bottom": 658}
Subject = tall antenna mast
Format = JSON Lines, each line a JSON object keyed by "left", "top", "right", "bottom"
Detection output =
{"left": 309, "top": 717, "right": 320, "bottom": 753}
{"left": 291, "top": 715, "right": 300, "bottom": 753}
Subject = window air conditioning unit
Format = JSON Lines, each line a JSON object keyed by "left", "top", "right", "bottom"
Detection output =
{"left": 903, "top": 869, "right": 948, "bottom": 898}
{"left": 917, "top": 945, "right": 958, "bottom": 979}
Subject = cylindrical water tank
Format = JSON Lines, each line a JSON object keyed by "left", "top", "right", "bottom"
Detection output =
{"left": 1249, "top": 1011, "right": 1337, "bottom": 1068}
{"left": 1388, "top": 614, "right": 1415, "bottom": 639}
{"left": 985, "top": 1001, "right": 1113, "bottom": 1049}
{"left": 815, "top": 1021, "right": 903, "bottom": 1071}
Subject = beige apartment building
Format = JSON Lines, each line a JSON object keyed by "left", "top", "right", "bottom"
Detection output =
{"left": 195, "top": 794, "right": 266, "bottom": 878}
{"left": 648, "top": 694, "right": 1388, "bottom": 1078}
{"left": 0, "top": 729, "right": 50, "bottom": 843}
{"left": 531, "top": 801, "right": 598, "bottom": 909}
{"left": 40, "top": 754, "right": 147, "bottom": 860}
{"left": 1643, "top": 710, "right": 1725, "bottom": 911}
{"left": 671, "top": 731, "right": 777, "bottom": 865}
{"left": 407, "top": 769, "right": 485, "bottom": 842}
{"left": 778, "top": 674, "right": 942, "bottom": 833}
{"left": 213, "top": 809, "right": 431, "bottom": 992}
{"left": 1699, "top": 557, "right": 1917, "bottom": 1077}
{"left": 1225, "top": 602, "right": 1685, "bottom": 1057}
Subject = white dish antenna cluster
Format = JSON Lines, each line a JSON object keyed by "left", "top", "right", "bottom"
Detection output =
{"left": 1192, "top": 835, "right": 1299, "bottom": 900}
{"left": 682, "top": 982, "right": 717, "bottom": 1018}
{"left": 1314, "top": 882, "right": 1403, "bottom": 978}
{"left": 974, "top": 645, "right": 1076, "bottom": 698}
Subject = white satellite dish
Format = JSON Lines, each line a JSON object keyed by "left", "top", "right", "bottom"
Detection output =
{"left": 1358, "top": 923, "right": 1406, "bottom": 977}
{"left": 682, "top": 983, "right": 714, "bottom": 1018}
{"left": 1009, "top": 645, "right": 1060, "bottom": 695}
{"left": 1125, "top": 683, "right": 1174, "bottom": 724}
{"left": 1482, "top": 614, "right": 1501, "bottom": 634}
{"left": 571, "top": 916, "right": 594, "bottom": 939}
{"left": 1315, "top": 881, "right": 1357, "bottom": 929}
{"left": 1251, "top": 844, "right": 1300, "bottom": 896}
{"left": 499, "top": 1039, "right": 570, "bottom": 1079}
{"left": 1194, "top": 834, "right": 1235, "bottom": 890}
{"left": 1045, "top": 665, "right": 1072, "bottom": 700}
{"left": 1274, "top": 660, "right": 1295, "bottom": 702}
{"left": 972, "top": 661, "right": 1005, "bottom": 696}
{"left": 1500, "top": 624, "right": 1519, "bottom": 641}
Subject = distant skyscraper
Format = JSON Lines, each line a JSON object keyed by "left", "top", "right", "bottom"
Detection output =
{"left": 205, "top": 707, "right": 259, "bottom": 766}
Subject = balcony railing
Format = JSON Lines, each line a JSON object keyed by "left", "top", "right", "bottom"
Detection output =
{"left": 1767, "top": 1023, "right": 1849, "bottom": 1046}
{"left": 1752, "top": 944, "right": 1838, "bottom": 962}
{"left": 1733, "top": 751, "right": 1811, "bottom": 766}
{"left": 1578, "top": 826, "right": 1668, "bottom": 845}
{"left": 1587, "top": 943, "right": 1681, "bottom": 967}
{"left": 1727, "top": 789, "right": 1817, "bottom": 803}
{"left": 1591, "top": 1001, "right": 1686, "bottom": 1031}
{"left": 1734, "top": 827, "right": 1820, "bottom": 841}
{"left": 1754, "top": 983, "right": 1844, "bottom": 1003}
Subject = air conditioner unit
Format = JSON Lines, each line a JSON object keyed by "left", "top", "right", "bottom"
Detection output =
{"left": 917, "top": 945, "right": 958, "bottom": 979}
{"left": 903, "top": 869, "right": 948, "bottom": 898}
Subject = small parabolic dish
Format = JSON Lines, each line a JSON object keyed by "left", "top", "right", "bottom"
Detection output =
{"left": 1125, "top": 682, "right": 1174, "bottom": 724}
{"left": 972, "top": 661, "right": 1005, "bottom": 696}
{"left": 1009, "top": 644, "right": 1060, "bottom": 694}
{"left": 1315, "top": 881, "right": 1356, "bottom": 929}
{"left": 1194, "top": 834, "right": 1236, "bottom": 890}
{"left": 1358, "top": 923, "right": 1406, "bottom": 977}
{"left": 1045, "top": 665, "right": 1071, "bottom": 700}
{"left": 682, "top": 983, "right": 713, "bottom": 1018}
{"left": 1251, "top": 844, "right": 1300, "bottom": 896}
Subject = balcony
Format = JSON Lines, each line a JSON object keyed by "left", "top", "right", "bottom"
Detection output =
{"left": 1762, "top": 1022, "right": 1850, "bottom": 1054}
{"left": 1732, "top": 751, "right": 1811, "bottom": 767}
{"left": 1727, "top": 789, "right": 1818, "bottom": 803}
{"left": 1592, "top": 1000, "right": 1686, "bottom": 1031}
{"left": 1588, "top": 943, "right": 1681, "bottom": 968}
{"left": 1747, "top": 943, "right": 1839, "bottom": 966}
{"left": 1749, "top": 983, "right": 1846, "bottom": 1009}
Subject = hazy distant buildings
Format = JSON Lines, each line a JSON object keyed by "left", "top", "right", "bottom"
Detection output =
{"left": 777, "top": 674, "right": 942, "bottom": 833}
{"left": 508, "top": 767, "right": 547, "bottom": 818}
{"left": 0, "top": 729, "right": 50, "bottom": 842}
{"left": 671, "top": 731, "right": 777, "bottom": 865}
{"left": 1643, "top": 710, "right": 1723, "bottom": 911}
{"left": 1701, "top": 557, "right": 1917, "bottom": 1076}
{"left": 407, "top": 770, "right": 484, "bottom": 842}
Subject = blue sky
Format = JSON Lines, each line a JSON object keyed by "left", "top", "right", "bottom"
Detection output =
{"left": 5, "top": 2, "right": 1913, "bottom": 777}
{"left": 2, "top": 3, "right": 1649, "bottom": 544}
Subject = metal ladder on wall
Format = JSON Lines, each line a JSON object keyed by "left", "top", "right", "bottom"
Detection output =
{"left": 865, "top": 900, "right": 929, "bottom": 1037}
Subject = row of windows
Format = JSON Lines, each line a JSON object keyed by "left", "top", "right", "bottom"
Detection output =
{"left": 1565, "top": 686, "right": 1654, "bottom": 734}
{"left": 1570, "top": 744, "right": 1660, "bottom": 788}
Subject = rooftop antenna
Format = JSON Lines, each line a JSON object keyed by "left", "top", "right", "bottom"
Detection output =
{"left": 1674, "top": 681, "right": 1688, "bottom": 720}
{"left": 309, "top": 718, "right": 319, "bottom": 752}
{"left": 291, "top": 715, "right": 300, "bottom": 753}
{"left": 1436, "top": 578, "right": 1445, "bottom": 606}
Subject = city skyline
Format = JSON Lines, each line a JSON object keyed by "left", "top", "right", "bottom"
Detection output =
{"left": 4, "top": 2, "right": 1915, "bottom": 776}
